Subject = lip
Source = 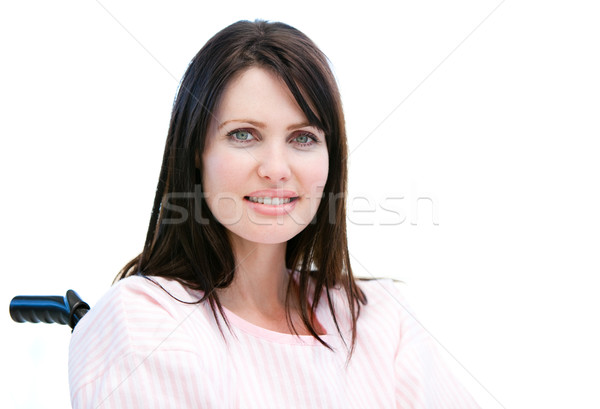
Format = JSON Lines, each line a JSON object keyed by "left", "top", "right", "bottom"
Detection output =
{"left": 245, "top": 189, "right": 298, "bottom": 198}
{"left": 243, "top": 190, "right": 299, "bottom": 216}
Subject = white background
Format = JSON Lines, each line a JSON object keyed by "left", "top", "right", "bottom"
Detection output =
{"left": 1, "top": 1, "right": 599, "bottom": 408}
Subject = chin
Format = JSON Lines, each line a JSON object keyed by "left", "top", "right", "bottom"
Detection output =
{"left": 227, "top": 222, "right": 308, "bottom": 246}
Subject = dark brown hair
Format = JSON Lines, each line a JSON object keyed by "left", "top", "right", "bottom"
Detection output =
{"left": 116, "top": 19, "right": 367, "bottom": 356}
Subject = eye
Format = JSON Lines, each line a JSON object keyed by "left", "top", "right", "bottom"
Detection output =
{"left": 227, "top": 129, "right": 255, "bottom": 143}
{"left": 292, "top": 132, "right": 319, "bottom": 147}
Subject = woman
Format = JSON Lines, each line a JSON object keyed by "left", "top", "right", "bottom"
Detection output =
{"left": 68, "top": 20, "right": 480, "bottom": 408}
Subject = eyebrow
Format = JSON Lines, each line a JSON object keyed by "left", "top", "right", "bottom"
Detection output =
{"left": 218, "top": 119, "right": 317, "bottom": 132}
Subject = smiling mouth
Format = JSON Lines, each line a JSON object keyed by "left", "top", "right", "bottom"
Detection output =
{"left": 244, "top": 196, "right": 299, "bottom": 205}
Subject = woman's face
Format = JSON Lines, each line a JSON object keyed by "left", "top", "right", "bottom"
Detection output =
{"left": 201, "top": 67, "right": 329, "bottom": 245}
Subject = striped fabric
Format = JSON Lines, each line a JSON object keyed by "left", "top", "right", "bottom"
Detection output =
{"left": 68, "top": 274, "right": 480, "bottom": 408}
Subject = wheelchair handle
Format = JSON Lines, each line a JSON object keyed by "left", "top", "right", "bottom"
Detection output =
{"left": 10, "top": 290, "right": 90, "bottom": 331}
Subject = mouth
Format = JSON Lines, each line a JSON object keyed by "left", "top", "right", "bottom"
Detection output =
{"left": 244, "top": 196, "right": 299, "bottom": 205}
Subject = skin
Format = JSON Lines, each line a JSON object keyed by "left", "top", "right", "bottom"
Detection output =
{"left": 201, "top": 67, "right": 329, "bottom": 334}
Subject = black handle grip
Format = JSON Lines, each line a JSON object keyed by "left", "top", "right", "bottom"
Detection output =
{"left": 9, "top": 290, "right": 90, "bottom": 330}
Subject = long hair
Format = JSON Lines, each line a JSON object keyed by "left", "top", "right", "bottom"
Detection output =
{"left": 116, "top": 20, "right": 367, "bottom": 356}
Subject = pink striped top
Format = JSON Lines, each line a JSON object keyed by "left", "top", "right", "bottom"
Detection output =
{"left": 68, "top": 274, "right": 480, "bottom": 408}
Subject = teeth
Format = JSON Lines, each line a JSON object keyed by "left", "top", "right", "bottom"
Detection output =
{"left": 247, "top": 196, "right": 292, "bottom": 205}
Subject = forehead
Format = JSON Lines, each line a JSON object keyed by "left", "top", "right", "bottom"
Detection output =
{"left": 211, "top": 67, "right": 312, "bottom": 129}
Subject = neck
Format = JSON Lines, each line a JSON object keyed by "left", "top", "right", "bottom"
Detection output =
{"left": 217, "top": 237, "right": 293, "bottom": 317}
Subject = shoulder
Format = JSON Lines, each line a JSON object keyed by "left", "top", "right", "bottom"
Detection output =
{"left": 70, "top": 275, "right": 208, "bottom": 350}
{"left": 355, "top": 278, "right": 481, "bottom": 407}
{"left": 68, "top": 276, "right": 235, "bottom": 407}
{"left": 355, "top": 277, "right": 413, "bottom": 318}
{"left": 355, "top": 277, "right": 433, "bottom": 342}
{"left": 351, "top": 277, "right": 441, "bottom": 361}
{"left": 72, "top": 275, "right": 201, "bottom": 340}
{"left": 350, "top": 277, "right": 417, "bottom": 339}
{"left": 68, "top": 275, "right": 213, "bottom": 395}
{"left": 356, "top": 277, "right": 406, "bottom": 301}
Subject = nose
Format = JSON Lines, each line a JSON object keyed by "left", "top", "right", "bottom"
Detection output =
{"left": 256, "top": 143, "right": 291, "bottom": 182}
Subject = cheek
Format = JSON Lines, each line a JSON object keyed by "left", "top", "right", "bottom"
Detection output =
{"left": 296, "top": 153, "right": 329, "bottom": 213}
{"left": 303, "top": 153, "right": 329, "bottom": 192}
{"left": 202, "top": 149, "right": 252, "bottom": 222}
{"left": 202, "top": 149, "right": 250, "bottom": 193}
